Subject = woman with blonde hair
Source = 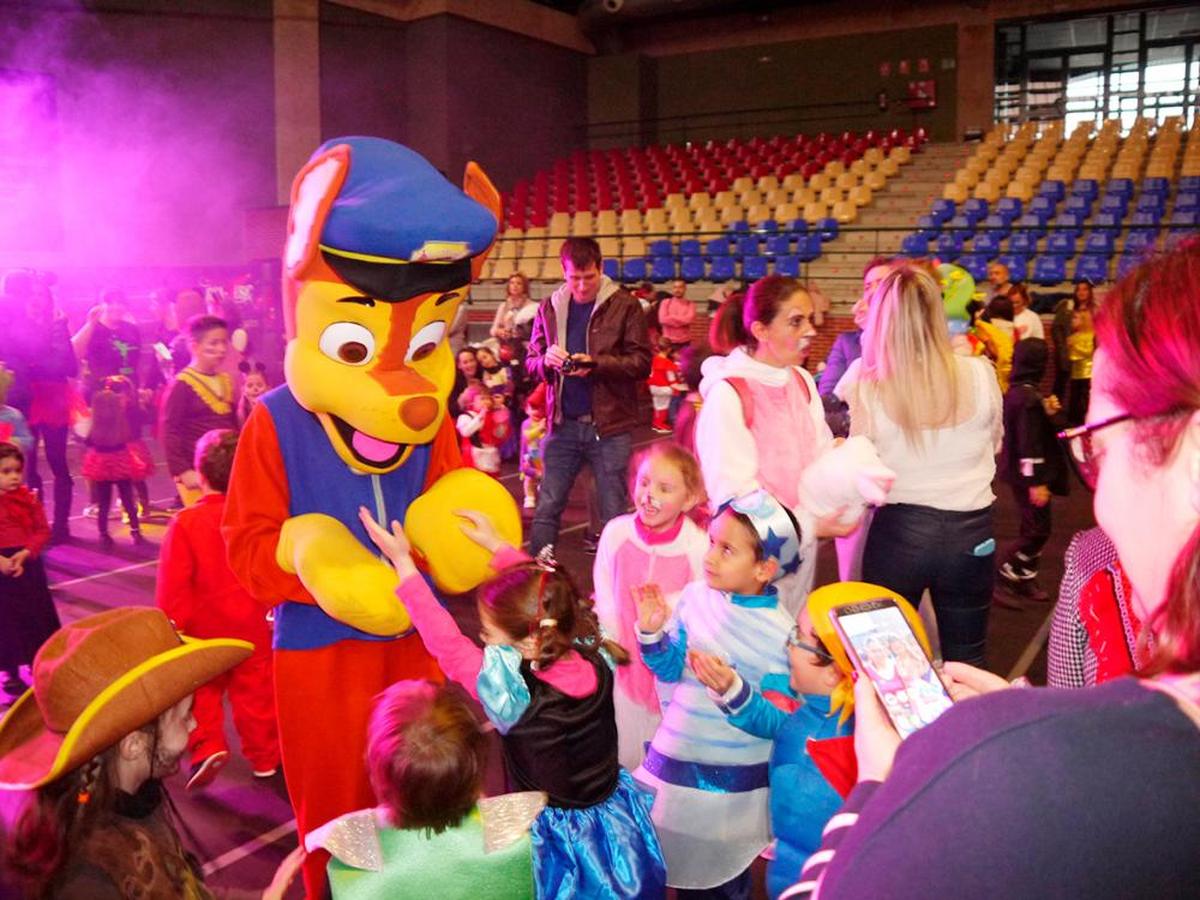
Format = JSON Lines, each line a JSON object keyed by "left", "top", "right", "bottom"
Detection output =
{"left": 490, "top": 272, "right": 538, "bottom": 343}
{"left": 840, "top": 262, "right": 1003, "bottom": 664}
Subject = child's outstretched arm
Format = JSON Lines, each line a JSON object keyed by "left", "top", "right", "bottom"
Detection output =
{"left": 636, "top": 584, "right": 687, "bottom": 682}
{"left": 455, "top": 509, "right": 529, "bottom": 570}
{"left": 359, "top": 506, "right": 484, "bottom": 698}
{"left": 691, "top": 651, "right": 787, "bottom": 740}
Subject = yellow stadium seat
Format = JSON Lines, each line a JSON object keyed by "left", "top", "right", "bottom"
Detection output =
{"left": 490, "top": 257, "right": 516, "bottom": 280}
{"left": 793, "top": 187, "right": 817, "bottom": 207}
{"left": 756, "top": 175, "right": 781, "bottom": 192}
{"left": 746, "top": 203, "right": 773, "bottom": 224}
{"left": 774, "top": 202, "right": 800, "bottom": 222}
{"left": 597, "top": 237, "right": 621, "bottom": 258}
{"left": 973, "top": 182, "right": 1000, "bottom": 203}
{"left": 865, "top": 169, "right": 886, "bottom": 191}
{"left": 739, "top": 189, "right": 764, "bottom": 208}
{"left": 1005, "top": 181, "right": 1034, "bottom": 202}
{"left": 732, "top": 176, "right": 755, "bottom": 194}
{"left": 802, "top": 201, "right": 828, "bottom": 224}
{"left": 595, "top": 210, "right": 619, "bottom": 234}
{"left": 623, "top": 236, "right": 646, "bottom": 256}
{"left": 538, "top": 256, "right": 564, "bottom": 282}
{"left": 714, "top": 190, "right": 738, "bottom": 209}
{"left": 879, "top": 157, "right": 900, "bottom": 177}
{"left": 849, "top": 185, "right": 872, "bottom": 207}
{"left": 664, "top": 193, "right": 687, "bottom": 209}
{"left": 832, "top": 200, "right": 857, "bottom": 224}
{"left": 819, "top": 186, "right": 842, "bottom": 207}
{"left": 824, "top": 160, "right": 845, "bottom": 178}
{"left": 890, "top": 146, "right": 911, "bottom": 164}
{"left": 548, "top": 212, "right": 571, "bottom": 235}
{"left": 764, "top": 188, "right": 791, "bottom": 207}
{"left": 572, "top": 211, "right": 594, "bottom": 236}
{"left": 942, "top": 182, "right": 968, "bottom": 203}
{"left": 782, "top": 173, "right": 806, "bottom": 191}
{"left": 808, "top": 172, "right": 830, "bottom": 192}
{"left": 849, "top": 159, "right": 869, "bottom": 177}
{"left": 619, "top": 209, "right": 643, "bottom": 232}
{"left": 835, "top": 172, "right": 858, "bottom": 191}
{"left": 688, "top": 192, "right": 712, "bottom": 211}
{"left": 863, "top": 147, "right": 884, "bottom": 165}
{"left": 718, "top": 205, "right": 745, "bottom": 226}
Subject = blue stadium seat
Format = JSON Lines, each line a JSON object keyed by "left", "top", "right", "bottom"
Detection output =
{"left": 742, "top": 255, "right": 769, "bottom": 280}
{"left": 930, "top": 199, "right": 956, "bottom": 222}
{"left": 786, "top": 219, "right": 809, "bottom": 236}
{"left": 1071, "top": 179, "right": 1099, "bottom": 200}
{"left": 1106, "top": 178, "right": 1134, "bottom": 200}
{"left": 648, "top": 239, "right": 674, "bottom": 258}
{"left": 963, "top": 198, "right": 989, "bottom": 222}
{"left": 772, "top": 255, "right": 801, "bottom": 277}
{"left": 946, "top": 214, "right": 975, "bottom": 236}
{"left": 709, "top": 255, "right": 736, "bottom": 281}
{"left": 1136, "top": 194, "right": 1166, "bottom": 215}
{"left": 1029, "top": 196, "right": 1057, "bottom": 217}
{"left": 678, "top": 238, "right": 702, "bottom": 257}
{"left": 735, "top": 236, "right": 761, "bottom": 258}
{"left": 797, "top": 234, "right": 822, "bottom": 262}
{"left": 936, "top": 233, "right": 964, "bottom": 257}
{"left": 765, "top": 234, "right": 792, "bottom": 256}
{"left": 1117, "top": 252, "right": 1143, "bottom": 280}
{"left": 901, "top": 233, "right": 931, "bottom": 256}
{"left": 774, "top": 255, "right": 801, "bottom": 277}
{"left": 980, "top": 214, "right": 1011, "bottom": 238}
{"left": 996, "top": 197, "right": 1023, "bottom": 220}
{"left": 973, "top": 232, "right": 1002, "bottom": 256}
{"left": 1170, "top": 210, "right": 1198, "bottom": 233}
{"left": 1130, "top": 211, "right": 1162, "bottom": 229}
{"left": 1046, "top": 232, "right": 1077, "bottom": 257}
{"left": 1091, "top": 212, "right": 1121, "bottom": 234}
{"left": 1038, "top": 181, "right": 1065, "bottom": 202}
{"left": 916, "top": 215, "right": 940, "bottom": 239}
{"left": 1141, "top": 177, "right": 1170, "bottom": 197}
{"left": 1014, "top": 214, "right": 1047, "bottom": 236}
{"left": 1008, "top": 232, "right": 1039, "bottom": 256}
{"left": 1179, "top": 176, "right": 1200, "bottom": 192}
{"left": 679, "top": 255, "right": 705, "bottom": 282}
{"left": 1123, "top": 229, "right": 1158, "bottom": 253}
{"left": 1052, "top": 212, "right": 1085, "bottom": 234}
{"left": 650, "top": 256, "right": 676, "bottom": 282}
{"left": 622, "top": 257, "right": 648, "bottom": 281}
{"left": 1175, "top": 192, "right": 1200, "bottom": 213}
{"left": 1074, "top": 255, "right": 1109, "bottom": 283}
{"left": 1032, "top": 255, "right": 1067, "bottom": 285}
{"left": 957, "top": 253, "right": 988, "bottom": 282}
{"left": 997, "top": 254, "right": 1028, "bottom": 282}
{"left": 756, "top": 219, "right": 779, "bottom": 233}
{"left": 1063, "top": 195, "right": 1092, "bottom": 216}
{"left": 1083, "top": 231, "right": 1115, "bottom": 257}
{"left": 728, "top": 220, "right": 751, "bottom": 233}
{"left": 1099, "top": 194, "right": 1128, "bottom": 216}
{"left": 704, "top": 237, "right": 731, "bottom": 257}
{"left": 817, "top": 218, "right": 840, "bottom": 241}
{"left": 602, "top": 258, "right": 621, "bottom": 280}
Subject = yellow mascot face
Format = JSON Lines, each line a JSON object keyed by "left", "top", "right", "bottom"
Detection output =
{"left": 286, "top": 281, "right": 464, "bottom": 474}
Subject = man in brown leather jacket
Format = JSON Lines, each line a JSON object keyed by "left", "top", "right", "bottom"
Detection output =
{"left": 526, "top": 238, "right": 650, "bottom": 558}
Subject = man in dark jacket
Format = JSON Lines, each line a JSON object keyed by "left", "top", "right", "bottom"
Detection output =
{"left": 525, "top": 237, "right": 650, "bottom": 558}
{"left": 997, "top": 338, "right": 1068, "bottom": 600}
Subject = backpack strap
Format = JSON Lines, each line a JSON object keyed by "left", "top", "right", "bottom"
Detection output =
{"left": 789, "top": 366, "right": 812, "bottom": 405}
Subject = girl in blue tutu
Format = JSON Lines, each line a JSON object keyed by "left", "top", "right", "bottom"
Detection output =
{"left": 360, "top": 506, "right": 667, "bottom": 900}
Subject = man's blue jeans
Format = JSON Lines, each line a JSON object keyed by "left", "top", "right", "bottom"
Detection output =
{"left": 528, "top": 419, "right": 633, "bottom": 556}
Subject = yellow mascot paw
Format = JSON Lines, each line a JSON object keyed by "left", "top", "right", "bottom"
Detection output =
{"left": 277, "top": 513, "right": 411, "bottom": 636}
{"left": 406, "top": 469, "right": 522, "bottom": 594}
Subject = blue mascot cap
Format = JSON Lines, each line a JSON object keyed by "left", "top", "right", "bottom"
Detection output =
{"left": 723, "top": 490, "right": 803, "bottom": 583}
{"left": 315, "top": 137, "right": 498, "bottom": 301}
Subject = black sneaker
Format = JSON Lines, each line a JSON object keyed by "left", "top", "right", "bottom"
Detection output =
{"left": 582, "top": 532, "right": 600, "bottom": 554}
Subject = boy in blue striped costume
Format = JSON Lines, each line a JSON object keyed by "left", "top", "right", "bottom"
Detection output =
{"left": 634, "top": 490, "right": 800, "bottom": 898}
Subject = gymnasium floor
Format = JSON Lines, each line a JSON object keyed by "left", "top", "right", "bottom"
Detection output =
{"left": 0, "top": 424, "right": 1095, "bottom": 898}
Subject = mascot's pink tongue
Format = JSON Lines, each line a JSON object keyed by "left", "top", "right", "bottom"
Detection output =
{"left": 351, "top": 430, "right": 401, "bottom": 463}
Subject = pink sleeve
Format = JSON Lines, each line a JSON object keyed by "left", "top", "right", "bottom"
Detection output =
{"left": 397, "top": 573, "right": 484, "bottom": 699}
{"left": 491, "top": 546, "right": 531, "bottom": 570}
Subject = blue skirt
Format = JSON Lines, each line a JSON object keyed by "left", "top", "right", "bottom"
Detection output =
{"left": 531, "top": 769, "right": 666, "bottom": 899}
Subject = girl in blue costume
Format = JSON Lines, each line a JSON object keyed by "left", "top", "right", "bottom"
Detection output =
{"left": 633, "top": 490, "right": 801, "bottom": 898}
{"left": 360, "top": 507, "right": 666, "bottom": 900}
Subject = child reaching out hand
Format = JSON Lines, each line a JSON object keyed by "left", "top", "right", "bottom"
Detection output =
{"left": 359, "top": 506, "right": 666, "bottom": 900}
{"left": 633, "top": 490, "right": 800, "bottom": 897}
{"left": 592, "top": 443, "right": 708, "bottom": 770}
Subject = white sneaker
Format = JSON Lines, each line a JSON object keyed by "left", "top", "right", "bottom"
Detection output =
{"left": 252, "top": 767, "right": 278, "bottom": 779}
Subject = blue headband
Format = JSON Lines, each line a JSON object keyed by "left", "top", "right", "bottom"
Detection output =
{"left": 723, "top": 490, "right": 803, "bottom": 583}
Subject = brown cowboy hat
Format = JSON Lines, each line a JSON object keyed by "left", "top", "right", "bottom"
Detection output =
{"left": 0, "top": 607, "right": 252, "bottom": 790}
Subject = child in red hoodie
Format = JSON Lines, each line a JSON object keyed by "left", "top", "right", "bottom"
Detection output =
{"left": 0, "top": 440, "right": 59, "bottom": 703}
{"left": 155, "top": 429, "right": 279, "bottom": 789}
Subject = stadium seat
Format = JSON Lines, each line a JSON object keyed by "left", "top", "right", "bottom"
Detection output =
{"left": 979, "top": 214, "right": 1011, "bottom": 238}
{"left": 1124, "top": 229, "right": 1157, "bottom": 253}
{"left": 957, "top": 253, "right": 988, "bottom": 282}
{"left": 602, "top": 259, "right": 620, "bottom": 280}
{"left": 946, "top": 215, "right": 975, "bottom": 236}
{"left": 709, "top": 255, "right": 736, "bottom": 281}
{"left": 1032, "top": 255, "right": 1067, "bottom": 285}
{"left": 735, "top": 235, "right": 761, "bottom": 258}
{"left": 1117, "top": 251, "right": 1143, "bottom": 279}
{"left": 1037, "top": 181, "right": 1065, "bottom": 202}
{"left": 930, "top": 199, "right": 956, "bottom": 222}
{"left": 1105, "top": 178, "right": 1134, "bottom": 199}
{"left": 1175, "top": 192, "right": 1200, "bottom": 213}
{"left": 1091, "top": 212, "right": 1121, "bottom": 234}
{"left": 1141, "top": 177, "right": 1170, "bottom": 196}
{"left": 680, "top": 255, "right": 705, "bottom": 282}
{"left": 774, "top": 255, "right": 800, "bottom": 277}
{"left": 1029, "top": 196, "right": 1056, "bottom": 218}
{"left": 1046, "top": 232, "right": 1078, "bottom": 257}
{"left": 936, "top": 233, "right": 964, "bottom": 257}
{"left": 765, "top": 234, "right": 792, "bottom": 256}
{"left": 817, "top": 218, "right": 839, "bottom": 241}
{"left": 678, "top": 238, "right": 702, "bottom": 257}
{"left": 704, "top": 237, "right": 731, "bottom": 258}
{"left": 1071, "top": 179, "right": 1099, "bottom": 200}
{"left": 742, "top": 256, "right": 769, "bottom": 280}
{"left": 1098, "top": 194, "right": 1128, "bottom": 216}
{"left": 622, "top": 257, "right": 648, "bottom": 281}
{"left": 997, "top": 254, "right": 1028, "bottom": 282}
{"left": 996, "top": 197, "right": 1023, "bottom": 220}
{"left": 648, "top": 238, "right": 674, "bottom": 257}
{"left": 797, "top": 234, "right": 822, "bottom": 262}
{"left": 901, "top": 233, "right": 931, "bottom": 256}
{"left": 1015, "top": 213, "right": 1048, "bottom": 235}
{"left": 1136, "top": 195, "right": 1166, "bottom": 216}
{"left": 916, "top": 215, "right": 940, "bottom": 239}
{"left": 1170, "top": 210, "right": 1198, "bottom": 232}
{"left": 1074, "top": 255, "right": 1109, "bottom": 283}
{"left": 963, "top": 198, "right": 989, "bottom": 221}
{"left": 650, "top": 256, "right": 676, "bottom": 282}
{"left": 1083, "top": 231, "right": 1115, "bottom": 257}
{"left": 1063, "top": 195, "right": 1092, "bottom": 216}
{"left": 973, "top": 232, "right": 1003, "bottom": 256}
{"left": 1130, "top": 211, "right": 1163, "bottom": 228}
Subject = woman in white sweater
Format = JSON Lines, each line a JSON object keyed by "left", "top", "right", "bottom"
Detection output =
{"left": 839, "top": 263, "right": 1003, "bottom": 664}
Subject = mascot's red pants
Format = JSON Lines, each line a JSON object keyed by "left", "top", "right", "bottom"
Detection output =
{"left": 275, "top": 635, "right": 443, "bottom": 898}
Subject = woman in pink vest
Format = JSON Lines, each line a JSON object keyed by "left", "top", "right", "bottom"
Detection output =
{"left": 695, "top": 275, "right": 875, "bottom": 614}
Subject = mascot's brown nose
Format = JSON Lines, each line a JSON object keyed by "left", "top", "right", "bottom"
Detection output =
{"left": 401, "top": 396, "right": 439, "bottom": 430}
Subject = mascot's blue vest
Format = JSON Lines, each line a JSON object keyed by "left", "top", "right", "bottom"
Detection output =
{"left": 262, "top": 386, "right": 432, "bottom": 650}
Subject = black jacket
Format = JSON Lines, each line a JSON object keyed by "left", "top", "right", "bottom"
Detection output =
{"left": 998, "top": 339, "right": 1068, "bottom": 494}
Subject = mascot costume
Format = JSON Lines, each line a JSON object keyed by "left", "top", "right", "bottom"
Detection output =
{"left": 223, "top": 137, "right": 520, "bottom": 896}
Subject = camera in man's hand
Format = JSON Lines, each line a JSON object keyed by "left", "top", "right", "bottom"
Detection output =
{"left": 560, "top": 355, "right": 596, "bottom": 376}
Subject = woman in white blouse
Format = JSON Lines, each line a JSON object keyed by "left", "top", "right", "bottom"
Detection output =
{"left": 490, "top": 272, "right": 538, "bottom": 343}
{"left": 840, "top": 262, "right": 1003, "bottom": 665}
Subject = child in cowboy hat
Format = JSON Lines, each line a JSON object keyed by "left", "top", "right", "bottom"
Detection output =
{"left": 0, "top": 607, "right": 303, "bottom": 898}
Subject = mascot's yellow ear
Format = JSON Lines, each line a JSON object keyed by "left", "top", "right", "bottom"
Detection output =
{"left": 405, "top": 469, "right": 523, "bottom": 595}
{"left": 284, "top": 143, "right": 350, "bottom": 281}
{"left": 464, "top": 161, "right": 502, "bottom": 281}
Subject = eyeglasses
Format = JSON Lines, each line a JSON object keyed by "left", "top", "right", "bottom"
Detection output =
{"left": 1057, "top": 413, "right": 1133, "bottom": 490}
{"left": 786, "top": 625, "right": 834, "bottom": 662}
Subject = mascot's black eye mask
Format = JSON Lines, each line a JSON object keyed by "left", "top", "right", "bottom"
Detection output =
{"left": 322, "top": 251, "right": 472, "bottom": 302}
